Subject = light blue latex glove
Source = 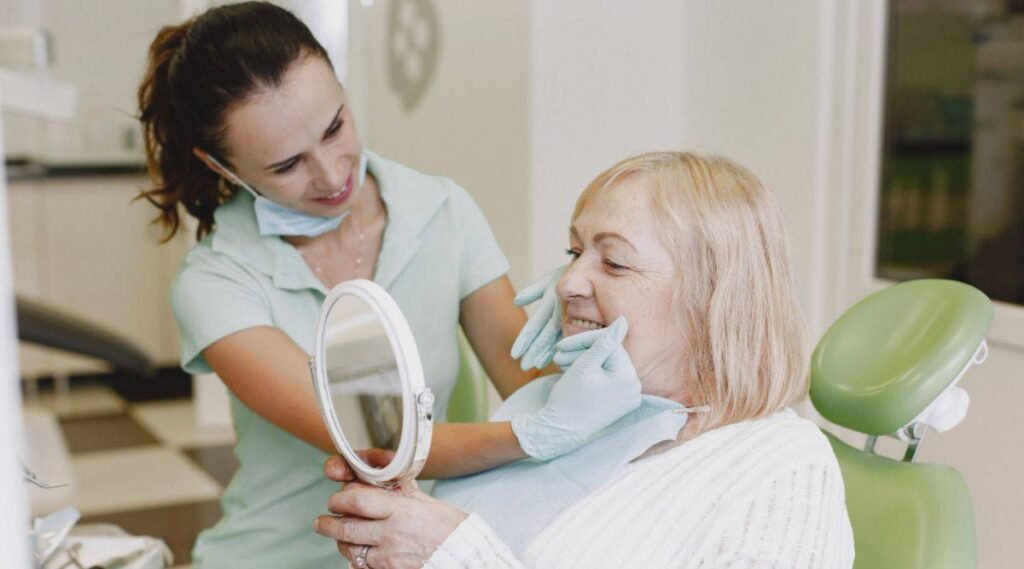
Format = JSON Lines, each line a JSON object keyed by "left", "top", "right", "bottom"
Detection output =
{"left": 511, "top": 317, "right": 642, "bottom": 461}
{"left": 551, "top": 325, "right": 606, "bottom": 371}
{"left": 510, "top": 266, "right": 566, "bottom": 371}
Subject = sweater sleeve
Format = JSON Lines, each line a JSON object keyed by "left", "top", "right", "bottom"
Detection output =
{"left": 710, "top": 457, "right": 855, "bottom": 568}
{"left": 423, "top": 514, "right": 525, "bottom": 569}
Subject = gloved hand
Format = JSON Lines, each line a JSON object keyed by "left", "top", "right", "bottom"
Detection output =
{"left": 510, "top": 266, "right": 566, "bottom": 371}
{"left": 511, "top": 317, "right": 642, "bottom": 461}
{"left": 552, "top": 325, "right": 604, "bottom": 371}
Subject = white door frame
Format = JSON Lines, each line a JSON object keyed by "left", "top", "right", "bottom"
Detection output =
{"left": 0, "top": 81, "right": 33, "bottom": 569}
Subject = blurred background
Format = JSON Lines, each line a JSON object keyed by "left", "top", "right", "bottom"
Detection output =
{"left": 1, "top": 0, "right": 1022, "bottom": 567}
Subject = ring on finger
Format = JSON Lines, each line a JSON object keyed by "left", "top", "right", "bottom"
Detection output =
{"left": 355, "top": 544, "right": 371, "bottom": 569}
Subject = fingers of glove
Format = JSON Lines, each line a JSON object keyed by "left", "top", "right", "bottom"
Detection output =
{"left": 511, "top": 310, "right": 545, "bottom": 359}
{"left": 552, "top": 325, "right": 603, "bottom": 370}
{"left": 513, "top": 278, "right": 548, "bottom": 306}
{"left": 511, "top": 287, "right": 559, "bottom": 359}
{"left": 570, "top": 317, "right": 628, "bottom": 369}
{"left": 552, "top": 347, "right": 586, "bottom": 370}
{"left": 528, "top": 343, "right": 558, "bottom": 371}
{"left": 513, "top": 265, "right": 565, "bottom": 306}
{"left": 519, "top": 299, "right": 562, "bottom": 369}
{"left": 602, "top": 344, "right": 640, "bottom": 377}
{"left": 553, "top": 327, "right": 604, "bottom": 354}
{"left": 315, "top": 515, "right": 384, "bottom": 546}
{"left": 602, "top": 346, "right": 642, "bottom": 404}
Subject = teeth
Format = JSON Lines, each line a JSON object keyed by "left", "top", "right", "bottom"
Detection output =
{"left": 569, "top": 318, "right": 605, "bottom": 331}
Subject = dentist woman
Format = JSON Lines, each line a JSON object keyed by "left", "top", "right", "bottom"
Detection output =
{"left": 137, "top": 3, "right": 630, "bottom": 568}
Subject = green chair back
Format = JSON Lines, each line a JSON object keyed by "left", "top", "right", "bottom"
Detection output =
{"left": 826, "top": 432, "right": 976, "bottom": 569}
{"left": 446, "top": 328, "right": 490, "bottom": 423}
{"left": 811, "top": 279, "right": 991, "bottom": 435}
{"left": 811, "top": 280, "right": 992, "bottom": 569}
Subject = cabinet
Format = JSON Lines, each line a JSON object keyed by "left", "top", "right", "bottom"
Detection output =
{"left": 8, "top": 174, "right": 191, "bottom": 378}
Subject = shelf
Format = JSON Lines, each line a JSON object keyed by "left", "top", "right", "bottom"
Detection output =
{"left": 0, "top": 68, "right": 75, "bottom": 119}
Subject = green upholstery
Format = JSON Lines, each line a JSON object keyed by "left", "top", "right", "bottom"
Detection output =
{"left": 811, "top": 279, "right": 992, "bottom": 435}
{"left": 811, "top": 280, "right": 992, "bottom": 569}
{"left": 826, "top": 433, "right": 976, "bottom": 569}
{"left": 446, "top": 328, "right": 490, "bottom": 423}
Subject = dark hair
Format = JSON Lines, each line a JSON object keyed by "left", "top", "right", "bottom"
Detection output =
{"left": 137, "top": 1, "right": 331, "bottom": 241}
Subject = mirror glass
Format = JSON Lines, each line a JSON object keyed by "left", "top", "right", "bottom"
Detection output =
{"left": 323, "top": 293, "right": 403, "bottom": 468}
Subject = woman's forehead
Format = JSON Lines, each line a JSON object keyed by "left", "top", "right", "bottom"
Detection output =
{"left": 573, "top": 179, "right": 656, "bottom": 240}
{"left": 222, "top": 57, "right": 344, "bottom": 166}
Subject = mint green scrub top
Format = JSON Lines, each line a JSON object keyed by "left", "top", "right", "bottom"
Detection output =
{"left": 170, "top": 151, "right": 510, "bottom": 569}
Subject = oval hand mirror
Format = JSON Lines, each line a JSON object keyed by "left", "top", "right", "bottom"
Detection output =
{"left": 309, "top": 279, "right": 434, "bottom": 486}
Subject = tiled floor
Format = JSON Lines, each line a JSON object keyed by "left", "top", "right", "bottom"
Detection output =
{"left": 25, "top": 384, "right": 238, "bottom": 567}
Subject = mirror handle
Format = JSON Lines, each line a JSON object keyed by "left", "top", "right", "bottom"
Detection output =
{"left": 411, "top": 389, "right": 435, "bottom": 477}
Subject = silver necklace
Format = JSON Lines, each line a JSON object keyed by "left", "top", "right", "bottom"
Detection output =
{"left": 300, "top": 212, "right": 382, "bottom": 283}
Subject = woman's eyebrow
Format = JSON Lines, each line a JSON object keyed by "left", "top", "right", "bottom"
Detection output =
{"left": 594, "top": 232, "right": 637, "bottom": 252}
{"left": 322, "top": 103, "right": 344, "bottom": 136}
{"left": 263, "top": 103, "right": 345, "bottom": 171}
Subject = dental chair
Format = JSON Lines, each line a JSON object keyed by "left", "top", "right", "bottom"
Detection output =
{"left": 811, "top": 279, "right": 992, "bottom": 569}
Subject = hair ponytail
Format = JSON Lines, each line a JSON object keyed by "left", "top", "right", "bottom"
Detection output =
{"left": 135, "top": 1, "right": 331, "bottom": 242}
{"left": 138, "top": 19, "right": 224, "bottom": 242}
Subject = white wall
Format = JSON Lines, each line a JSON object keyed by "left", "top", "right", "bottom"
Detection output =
{"left": 528, "top": 0, "right": 686, "bottom": 277}
{"left": 353, "top": 0, "right": 531, "bottom": 286}
{"left": 678, "top": 0, "right": 830, "bottom": 335}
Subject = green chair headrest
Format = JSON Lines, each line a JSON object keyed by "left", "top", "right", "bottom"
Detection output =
{"left": 810, "top": 280, "right": 992, "bottom": 435}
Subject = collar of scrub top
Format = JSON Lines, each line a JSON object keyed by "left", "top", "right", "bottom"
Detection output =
{"left": 209, "top": 149, "right": 450, "bottom": 294}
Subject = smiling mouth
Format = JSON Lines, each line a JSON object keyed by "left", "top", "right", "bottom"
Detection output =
{"left": 313, "top": 174, "right": 354, "bottom": 205}
{"left": 567, "top": 317, "right": 606, "bottom": 331}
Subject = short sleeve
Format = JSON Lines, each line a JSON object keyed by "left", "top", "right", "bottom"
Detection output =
{"left": 448, "top": 184, "right": 510, "bottom": 300}
{"left": 170, "top": 250, "right": 274, "bottom": 375}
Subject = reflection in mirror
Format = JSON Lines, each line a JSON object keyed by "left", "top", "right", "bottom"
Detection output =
{"left": 324, "top": 294, "right": 403, "bottom": 468}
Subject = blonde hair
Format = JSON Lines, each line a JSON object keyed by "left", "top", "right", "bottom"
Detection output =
{"left": 573, "top": 152, "right": 809, "bottom": 433}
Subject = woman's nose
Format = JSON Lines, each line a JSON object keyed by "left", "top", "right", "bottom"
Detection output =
{"left": 556, "top": 259, "right": 593, "bottom": 300}
{"left": 309, "top": 148, "right": 346, "bottom": 191}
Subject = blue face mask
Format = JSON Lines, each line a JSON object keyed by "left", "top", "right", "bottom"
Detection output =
{"left": 202, "top": 152, "right": 368, "bottom": 238}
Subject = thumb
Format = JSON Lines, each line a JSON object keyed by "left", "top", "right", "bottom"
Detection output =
{"left": 601, "top": 344, "right": 638, "bottom": 377}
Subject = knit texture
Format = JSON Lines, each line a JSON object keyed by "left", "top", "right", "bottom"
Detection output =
{"left": 424, "top": 410, "right": 854, "bottom": 568}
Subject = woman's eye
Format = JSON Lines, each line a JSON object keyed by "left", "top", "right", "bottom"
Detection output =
{"left": 604, "top": 260, "right": 628, "bottom": 271}
{"left": 274, "top": 160, "right": 298, "bottom": 175}
{"left": 564, "top": 248, "right": 581, "bottom": 261}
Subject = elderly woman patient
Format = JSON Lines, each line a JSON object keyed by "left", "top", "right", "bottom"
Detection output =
{"left": 315, "top": 152, "right": 855, "bottom": 568}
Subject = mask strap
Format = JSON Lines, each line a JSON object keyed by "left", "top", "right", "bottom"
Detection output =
{"left": 193, "top": 147, "right": 262, "bottom": 198}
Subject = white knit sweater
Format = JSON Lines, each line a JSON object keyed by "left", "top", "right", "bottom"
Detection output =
{"left": 424, "top": 410, "right": 854, "bottom": 568}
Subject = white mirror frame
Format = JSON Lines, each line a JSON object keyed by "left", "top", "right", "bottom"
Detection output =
{"left": 309, "top": 279, "right": 434, "bottom": 486}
